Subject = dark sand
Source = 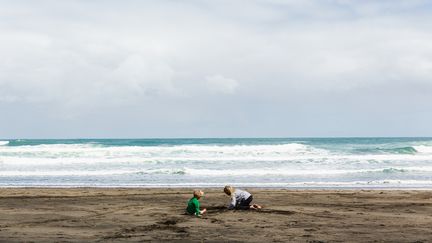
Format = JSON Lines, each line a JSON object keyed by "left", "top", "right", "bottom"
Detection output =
{"left": 0, "top": 188, "right": 431, "bottom": 242}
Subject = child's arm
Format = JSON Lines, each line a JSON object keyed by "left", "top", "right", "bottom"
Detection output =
{"left": 228, "top": 196, "right": 236, "bottom": 209}
{"left": 195, "top": 203, "right": 201, "bottom": 216}
{"left": 194, "top": 200, "right": 201, "bottom": 216}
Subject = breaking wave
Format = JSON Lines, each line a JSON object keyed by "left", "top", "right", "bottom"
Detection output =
{"left": 1, "top": 166, "right": 431, "bottom": 178}
{"left": 413, "top": 145, "right": 432, "bottom": 154}
{"left": 0, "top": 141, "right": 9, "bottom": 146}
{"left": 1, "top": 138, "right": 432, "bottom": 188}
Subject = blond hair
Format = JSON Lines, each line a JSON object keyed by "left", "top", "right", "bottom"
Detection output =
{"left": 224, "top": 185, "right": 234, "bottom": 196}
{"left": 193, "top": 190, "right": 204, "bottom": 198}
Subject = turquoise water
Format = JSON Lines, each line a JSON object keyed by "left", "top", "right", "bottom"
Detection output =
{"left": 1, "top": 138, "right": 432, "bottom": 188}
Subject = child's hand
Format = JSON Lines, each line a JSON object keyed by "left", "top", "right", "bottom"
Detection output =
{"left": 201, "top": 208, "right": 207, "bottom": 214}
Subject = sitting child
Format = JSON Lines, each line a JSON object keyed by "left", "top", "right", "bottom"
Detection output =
{"left": 186, "top": 190, "right": 207, "bottom": 216}
{"left": 224, "top": 185, "right": 262, "bottom": 210}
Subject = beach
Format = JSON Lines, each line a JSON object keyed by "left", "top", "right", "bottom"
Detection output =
{"left": 0, "top": 188, "right": 431, "bottom": 242}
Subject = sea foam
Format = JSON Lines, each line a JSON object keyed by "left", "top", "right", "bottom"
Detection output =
{"left": 0, "top": 141, "right": 9, "bottom": 146}
{"left": 413, "top": 145, "right": 432, "bottom": 154}
{"left": 1, "top": 138, "right": 432, "bottom": 188}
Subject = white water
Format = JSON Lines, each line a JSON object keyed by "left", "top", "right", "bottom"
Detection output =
{"left": 0, "top": 141, "right": 9, "bottom": 146}
{"left": 1, "top": 141, "right": 432, "bottom": 187}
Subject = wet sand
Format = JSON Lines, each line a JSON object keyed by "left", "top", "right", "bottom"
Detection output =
{"left": 0, "top": 188, "right": 431, "bottom": 242}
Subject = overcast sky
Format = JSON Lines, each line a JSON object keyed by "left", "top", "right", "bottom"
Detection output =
{"left": 1, "top": 0, "right": 432, "bottom": 138}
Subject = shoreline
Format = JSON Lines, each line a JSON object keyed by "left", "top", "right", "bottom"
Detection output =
{"left": 1, "top": 188, "right": 431, "bottom": 242}
{"left": 2, "top": 186, "right": 432, "bottom": 190}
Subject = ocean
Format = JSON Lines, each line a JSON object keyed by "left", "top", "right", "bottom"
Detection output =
{"left": 0, "top": 138, "right": 432, "bottom": 188}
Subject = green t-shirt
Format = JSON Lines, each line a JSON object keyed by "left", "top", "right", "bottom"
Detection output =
{"left": 186, "top": 197, "right": 200, "bottom": 216}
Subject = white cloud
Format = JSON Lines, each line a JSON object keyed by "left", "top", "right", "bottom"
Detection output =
{"left": 1, "top": 0, "right": 432, "bottom": 137}
{"left": 205, "top": 75, "right": 239, "bottom": 94}
{"left": 112, "top": 54, "right": 177, "bottom": 96}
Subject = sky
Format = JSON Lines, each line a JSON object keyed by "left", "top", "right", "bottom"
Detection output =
{"left": 1, "top": 0, "right": 432, "bottom": 138}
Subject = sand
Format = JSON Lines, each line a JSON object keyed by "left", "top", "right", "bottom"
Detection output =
{"left": 0, "top": 188, "right": 431, "bottom": 242}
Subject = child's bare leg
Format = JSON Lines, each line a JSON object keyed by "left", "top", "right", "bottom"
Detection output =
{"left": 252, "top": 204, "right": 262, "bottom": 209}
{"left": 249, "top": 205, "right": 260, "bottom": 210}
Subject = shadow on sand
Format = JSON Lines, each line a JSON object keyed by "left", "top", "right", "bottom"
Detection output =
{"left": 204, "top": 205, "right": 295, "bottom": 216}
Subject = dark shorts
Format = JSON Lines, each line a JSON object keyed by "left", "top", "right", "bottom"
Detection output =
{"left": 237, "top": 195, "right": 253, "bottom": 210}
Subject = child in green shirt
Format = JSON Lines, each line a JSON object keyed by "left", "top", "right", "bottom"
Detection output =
{"left": 186, "top": 190, "right": 206, "bottom": 216}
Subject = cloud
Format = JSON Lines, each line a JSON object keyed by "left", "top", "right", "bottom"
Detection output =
{"left": 205, "top": 75, "right": 239, "bottom": 94}
{"left": 111, "top": 54, "right": 177, "bottom": 96}
{"left": 1, "top": 0, "right": 432, "bottom": 137}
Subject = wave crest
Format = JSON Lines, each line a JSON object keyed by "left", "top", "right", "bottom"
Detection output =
{"left": 1, "top": 166, "right": 430, "bottom": 177}
{"left": 0, "top": 141, "right": 9, "bottom": 146}
{"left": 413, "top": 145, "right": 432, "bottom": 154}
{"left": 383, "top": 147, "right": 417, "bottom": 154}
